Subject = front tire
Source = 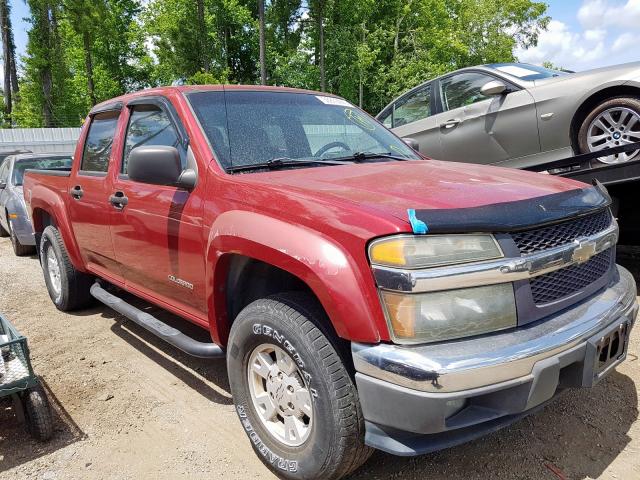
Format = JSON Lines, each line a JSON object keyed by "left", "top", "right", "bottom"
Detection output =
{"left": 227, "top": 293, "right": 371, "bottom": 480}
{"left": 40, "top": 225, "right": 93, "bottom": 311}
{"left": 9, "top": 222, "right": 35, "bottom": 257}
{"left": 578, "top": 96, "right": 640, "bottom": 165}
{"left": 0, "top": 218, "right": 8, "bottom": 237}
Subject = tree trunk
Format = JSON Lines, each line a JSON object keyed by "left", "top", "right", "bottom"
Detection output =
{"left": 7, "top": 9, "right": 17, "bottom": 96}
{"left": 0, "top": 0, "right": 11, "bottom": 117}
{"left": 41, "top": 2, "right": 54, "bottom": 127}
{"left": 82, "top": 31, "right": 96, "bottom": 106}
{"left": 196, "top": 0, "right": 208, "bottom": 72}
{"left": 318, "top": 0, "right": 325, "bottom": 92}
{"left": 258, "top": 0, "right": 266, "bottom": 85}
{"left": 42, "top": 68, "right": 53, "bottom": 127}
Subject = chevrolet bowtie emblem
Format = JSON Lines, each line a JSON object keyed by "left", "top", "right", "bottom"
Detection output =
{"left": 572, "top": 239, "right": 597, "bottom": 264}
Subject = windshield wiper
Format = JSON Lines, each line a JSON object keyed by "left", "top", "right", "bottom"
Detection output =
{"left": 327, "top": 151, "right": 414, "bottom": 163}
{"left": 227, "top": 157, "right": 348, "bottom": 173}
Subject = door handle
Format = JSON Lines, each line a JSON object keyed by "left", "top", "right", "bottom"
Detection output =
{"left": 109, "top": 191, "right": 128, "bottom": 210}
{"left": 69, "top": 185, "right": 84, "bottom": 199}
{"left": 440, "top": 119, "right": 462, "bottom": 129}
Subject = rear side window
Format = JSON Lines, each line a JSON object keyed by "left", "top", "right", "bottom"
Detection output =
{"left": 0, "top": 160, "right": 9, "bottom": 183}
{"left": 122, "top": 105, "right": 181, "bottom": 174}
{"left": 378, "top": 109, "right": 393, "bottom": 128}
{"left": 81, "top": 111, "right": 120, "bottom": 173}
{"left": 393, "top": 85, "right": 432, "bottom": 127}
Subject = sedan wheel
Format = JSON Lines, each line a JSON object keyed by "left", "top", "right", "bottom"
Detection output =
{"left": 579, "top": 97, "right": 640, "bottom": 165}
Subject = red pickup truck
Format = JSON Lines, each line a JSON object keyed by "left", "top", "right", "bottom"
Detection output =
{"left": 24, "top": 85, "right": 637, "bottom": 479}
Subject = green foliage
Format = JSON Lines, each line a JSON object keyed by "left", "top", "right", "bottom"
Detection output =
{"left": 12, "top": 0, "right": 549, "bottom": 126}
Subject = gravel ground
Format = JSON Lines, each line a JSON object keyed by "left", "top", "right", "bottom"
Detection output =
{"left": 0, "top": 237, "right": 639, "bottom": 480}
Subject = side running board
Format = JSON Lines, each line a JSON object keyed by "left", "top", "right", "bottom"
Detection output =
{"left": 90, "top": 283, "right": 225, "bottom": 359}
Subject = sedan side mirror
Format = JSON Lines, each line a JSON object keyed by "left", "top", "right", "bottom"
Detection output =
{"left": 128, "top": 146, "right": 196, "bottom": 190}
{"left": 403, "top": 138, "right": 420, "bottom": 151}
{"left": 481, "top": 80, "right": 508, "bottom": 96}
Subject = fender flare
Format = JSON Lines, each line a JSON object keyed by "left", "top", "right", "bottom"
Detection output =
{"left": 205, "top": 210, "right": 386, "bottom": 346}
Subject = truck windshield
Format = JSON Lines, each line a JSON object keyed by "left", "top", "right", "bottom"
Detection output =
{"left": 187, "top": 90, "right": 420, "bottom": 171}
{"left": 12, "top": 156, "right": 73, "bottom": 186}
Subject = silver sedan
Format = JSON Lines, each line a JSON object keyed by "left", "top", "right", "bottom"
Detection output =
{"left": 0, "top": 153, "right": 72, "bottom": 256}
{"left": 377, "top": 62, "right": 640, "bottom": 168}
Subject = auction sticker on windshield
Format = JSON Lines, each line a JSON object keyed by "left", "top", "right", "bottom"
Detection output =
{"left": 315, "top": 95, "right": 352, "bottom": 107}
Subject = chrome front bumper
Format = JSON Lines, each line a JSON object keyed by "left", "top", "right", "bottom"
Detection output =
{"left": 353, "top": 265, "right": 637, "bottom": 455}
{"left": 353, "top": 265, "right": 637, "bottom": 394}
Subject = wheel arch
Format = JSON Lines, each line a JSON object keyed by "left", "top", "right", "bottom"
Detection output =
{"left": 205, "top": 211, "right": 387, "bottom": 347}
{"left": 31, "top": 204, "right": 84, "bottom": 271}
{"left": 570, "top": 84, "right": 640, "bottom": 152}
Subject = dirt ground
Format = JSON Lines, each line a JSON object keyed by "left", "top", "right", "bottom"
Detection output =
{"left": 0, "top": 238, "right": 639, "bottom": 480}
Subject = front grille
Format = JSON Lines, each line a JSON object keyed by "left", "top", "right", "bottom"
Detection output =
{"left": 512, "top": 209, "right": 612, "bottom": 255}
{"left": 530, "top": 249, "right": 612, "bottom": 305}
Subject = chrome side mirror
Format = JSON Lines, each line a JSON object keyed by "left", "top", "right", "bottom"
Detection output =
{"left": 481, "top": 80, "right": 508, "bottom": 96}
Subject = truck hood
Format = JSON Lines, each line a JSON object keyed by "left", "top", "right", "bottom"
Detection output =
{"left": 236, "top": 160, "right": 585, "bottom": 225}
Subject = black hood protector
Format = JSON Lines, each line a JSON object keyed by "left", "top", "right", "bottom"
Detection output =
{"left": 413, "top": 183, "right": 611, "bottom": 234}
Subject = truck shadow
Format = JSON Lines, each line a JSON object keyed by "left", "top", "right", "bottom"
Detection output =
{"left": 349, "top": 371, "right": 638, "bottom": 479}
{"left": 0, "top": 378, "right": 86, "bottom": 473}
{"left": 84, "top": 293, "right": 233, "bottom": 406}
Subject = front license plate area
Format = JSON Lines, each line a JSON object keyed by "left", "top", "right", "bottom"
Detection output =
{"left": 583, "top": 320, "right": 629, "bottom": 387}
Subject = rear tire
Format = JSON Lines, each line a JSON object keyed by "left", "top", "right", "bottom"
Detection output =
{"left": 40, "top": 225, "right": 94, "bottom": 311}
{"left": 578, "top": 96, "right": 640, "bottom": 165}
{"left": 227, "top": 292, "right": 372, "bottom": 480}
{"left": 22, "top": 384, "right": 53, "bottom": 441}
{"left": 9, "top": 222, "right": 35, "bottom": 257}
{"left": 0, "top": 219, "right": 8, "bottom": 237}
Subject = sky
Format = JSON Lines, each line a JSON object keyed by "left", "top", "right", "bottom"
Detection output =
{"left": 6, "top": 0, "right": 640, "bottom": 75}
{"left": 516, "top": 0, "right": 640, "bottom": 70}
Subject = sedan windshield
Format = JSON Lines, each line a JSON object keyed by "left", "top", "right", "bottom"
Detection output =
{"left": 489, "top": 63, "right": 569, "bottom": 81}
{"left": 187, "top": 90, "right": 420, "bottom": 171}
{"left": 12, "top": 156, "right": 73, "bottom": 186}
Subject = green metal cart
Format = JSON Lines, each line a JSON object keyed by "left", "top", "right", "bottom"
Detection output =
{"left": 0, "top": 313, "right": 53, "bottom": 441}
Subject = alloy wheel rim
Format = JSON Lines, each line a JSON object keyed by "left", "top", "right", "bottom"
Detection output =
{"left": 46, "top": 248, "right": 62, "bottom": 298}
{"left": 587, "top": 106, "right": 640, "bottom": 164}
{"left": 247, "top": 343, "right": 313, "bottom": 447}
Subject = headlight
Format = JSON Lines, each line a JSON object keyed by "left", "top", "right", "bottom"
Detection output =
{"left": 381, "top": 284, "right": 517, "bottom": 344}
{"left": 369, "top": 234, "right": 502, "bottom": 268}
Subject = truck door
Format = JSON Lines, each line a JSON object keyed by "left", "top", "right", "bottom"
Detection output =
{"left": 109, "top": 98, "right": 207, "bottom": 318}
{"left": 67, "top": 110, "right": 123, "bottom": 282}
{"left": 436, "top": 71, "right": 540, "bottom": 165}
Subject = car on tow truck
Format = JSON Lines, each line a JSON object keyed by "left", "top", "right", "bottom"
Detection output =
{"left": 377, "top": 62, "right": 640, "bottom": 173}
{"left": 23, "top": 85, "right": 637, "bottom": 479}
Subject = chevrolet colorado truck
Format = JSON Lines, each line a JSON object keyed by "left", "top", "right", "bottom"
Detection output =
{"left": 23, "top": 85, "right": 638, "bottom": 480}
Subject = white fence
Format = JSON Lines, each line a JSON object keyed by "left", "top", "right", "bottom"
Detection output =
{"left": 0, "top": 128, "right": 81, "bottom": 154}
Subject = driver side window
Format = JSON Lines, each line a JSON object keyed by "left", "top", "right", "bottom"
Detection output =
{"left": 122, "top": 105, "right": 181, "bottom": 174}
{"left": 440, "top": 72, "right": 494, "bottom": 111}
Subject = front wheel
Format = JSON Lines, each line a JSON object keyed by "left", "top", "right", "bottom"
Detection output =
{"left": 0, "top": 219, "right": 8, "bottom": 238}
{"left": 578, "top": 96, "right": 640, "bottom": 165}
{"left": 227, "top": 293, "right": 371, "bottom": 480}
{"left": 9, "top": 222, "right": 35, "bottom": 257}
